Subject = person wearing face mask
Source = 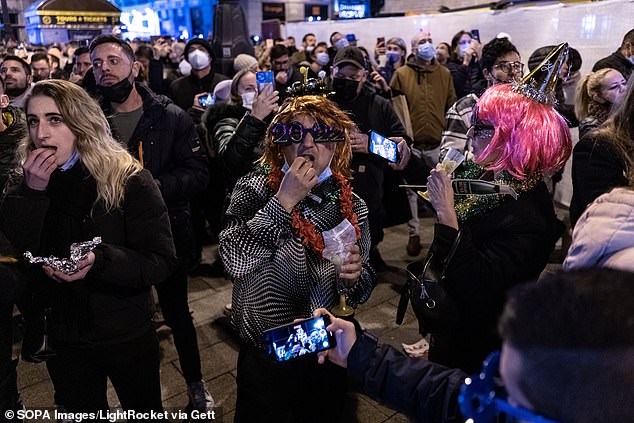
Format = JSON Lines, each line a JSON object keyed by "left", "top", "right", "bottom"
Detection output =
{"left": 330, "top": 46, "right": 412, "bottom": 271}
{"left": 390, "top": 31, "right": 456, "bottom": 257}
{"left": 219, "top": 91, "right": 376, "bottom": 422}
{"left": 167, "top": 39, "right": 229, "bottom": 112}
{"left": 203, "top": 69, "right": 279, "bottom": 193}
{"left": 592, "top": 28, "right": 634, "bottom": 81}
{"left": 327, "top": 32, "right": 349, "bottom": 64}
{"left": 304, "top": 42, "right": 330, "bottom": 79}
{"left": 291, "top": 33, "right": 317, "bottom": 65}
{"left": 376, "top": 37, "right": 407, "bottom": 86}
{"left": 446, "top": 30, "right": 485, "bottom": 99}
{"left": 440, "top": 38, "right": 523, "bottom": 162}
{"left": 88, "top": 35, "right": 214, "bottom": 415}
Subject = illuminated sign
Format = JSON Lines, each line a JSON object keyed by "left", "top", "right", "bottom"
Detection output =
{"left": 37, "top": 14, "right": 119, "bottom": 25}
{"left": 262, "top": 2, "right": 285, "bottom": 21}
{"left": 335, "top": 0, "right": 369, "bottom": 19}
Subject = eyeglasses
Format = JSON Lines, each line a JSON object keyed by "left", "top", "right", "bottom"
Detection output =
{"left": 493, "top": 61, "right": 524, "bottom": 74}
{"left": 271, "top": 122, "right": 345, "bottom": 144}
{"left": 459, "top": 351, "right": 560, "bottom": 423}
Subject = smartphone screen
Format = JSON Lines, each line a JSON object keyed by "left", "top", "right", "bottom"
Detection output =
{"left": 369, "top": 131, "right": 399, "bottom": 163}
{"left": 471, "top": 29, "right": 481, "bottom": 42}
{"left": 377, "top": 37, "right": 385, "bottom": 46}
{"left": 256, "top": 71, "right": 275, "bottom": 93}
{"left": 263, "top": 315, "right": 336, "bottom": 362}
{"left": 198, "top": 93, "right": 214, "bottom": 107}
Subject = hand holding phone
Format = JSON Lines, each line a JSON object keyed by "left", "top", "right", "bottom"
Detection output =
{"left": 368, "top": 131, "right": 399, "bottom": 163}
{"left": 470, "top": 29, "right": 481, "bottom": 42}
{"left": 197, "top": 93, "right": 214, "bottom": 108}
{"left": 263, "top": 315, "right": 337, "bottom": 362}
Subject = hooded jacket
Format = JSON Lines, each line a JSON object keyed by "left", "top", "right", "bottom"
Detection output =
{"left": 564, "top": 188, "right": 634, "bottom": 272}
{"left": 390, "top": 56, "right": 456, "bottom": 150}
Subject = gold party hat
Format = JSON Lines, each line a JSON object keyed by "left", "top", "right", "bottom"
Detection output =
{"left": 513, "top": 42, "right": 569, "bottom": 105}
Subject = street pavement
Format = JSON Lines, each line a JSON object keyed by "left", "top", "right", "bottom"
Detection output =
{"left": 15, "top": 214, "right": 564, "bottom": 422}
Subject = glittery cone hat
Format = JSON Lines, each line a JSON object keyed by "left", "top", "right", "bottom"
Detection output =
{"left": 513, "top": 42, "right": 569, "bottom": 106}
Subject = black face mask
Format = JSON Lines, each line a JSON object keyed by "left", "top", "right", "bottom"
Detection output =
{"left": 97, "top": 75, "right": 134, "bottom": 104}
{"left": 333, "top": 77, "right": 360, "bottom": 104}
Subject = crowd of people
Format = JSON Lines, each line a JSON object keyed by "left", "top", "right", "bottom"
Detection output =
{"left": 0, "top": 22, "right": 632, "bottom": 423}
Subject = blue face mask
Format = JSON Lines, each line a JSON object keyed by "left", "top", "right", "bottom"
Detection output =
{"left": 459, "top": 351, "right": 560, "bottom": 423}
{"left": 417, "top": 42, "right": 436, "bottom": 61}
{"left": 281, "top": 161, "right": 332, "bottom": 185}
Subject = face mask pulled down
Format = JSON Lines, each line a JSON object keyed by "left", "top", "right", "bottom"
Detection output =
{"left": 97, "top": 72, "right": 134, "bottom": 104}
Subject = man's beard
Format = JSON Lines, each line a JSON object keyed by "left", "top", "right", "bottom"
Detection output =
{"left": 5, "top": 85, "right": 27, "bottom": 98}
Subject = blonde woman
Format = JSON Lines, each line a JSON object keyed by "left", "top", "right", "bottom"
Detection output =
{"left": 574, "top": 67, "right": 627, "bottom": 139}
{"left": 0, "top": 80, "right": 176, "bottom": 413}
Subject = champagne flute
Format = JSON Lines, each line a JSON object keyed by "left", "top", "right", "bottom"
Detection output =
{"left": 331, "top": 258, "right": 354, "bottom": 318}
{"left": 417, "top": 148, "right": 466, "bottom": 201}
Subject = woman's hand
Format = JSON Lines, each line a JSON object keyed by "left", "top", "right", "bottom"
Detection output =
{"left": 251, "top": 86, "right": 279, "bottom": 121}
{"left": 369, "top": 71, "right": 390, "bottom": 93}
{"left": 23, "top": 148, "right": 56, "bottom": 191}
{"left": 43, "top": 252, "right": 95, "bottom": 283}
{"left": 275, "top": 156, "right": 317, "bottom": 212}
{"left": 339, "top": 244, "right": 362, "bottom": 285}
{"left": 427, "top": 164, "right": 459, "bottom": 230}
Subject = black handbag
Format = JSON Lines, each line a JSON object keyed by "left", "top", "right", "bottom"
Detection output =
{"left": 396, "top": 230, "right": 462, "bottom": 335}
{"left": 21, "top": 305, "right": 56, "bottom": 363}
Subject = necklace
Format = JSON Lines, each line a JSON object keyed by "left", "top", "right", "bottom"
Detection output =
{"left": 267, "top": 167, "right": 360, "bottom": 256}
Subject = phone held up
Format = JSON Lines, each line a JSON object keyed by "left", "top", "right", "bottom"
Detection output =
{"left": 256, "top": 70, "right": 275, "bottom": 94}
{"left": 198, "top": 93, "right": 215, "bottom": 108}
{"left": 471, "top": 29, "right": 481, "bottom": 42}
{"left": 368, "top": 130, "right": 399, "bottom": 163}
{"left": 263, "top": 315, "right": 336, "bottom": 362}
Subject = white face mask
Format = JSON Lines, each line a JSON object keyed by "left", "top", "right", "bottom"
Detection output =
{"left": 188, "top": 49, "right": 211, "bottom": 70}
{"left": 281, "top": 160, "right": 333, "bottom": 184}
{"left": 241, "top": 91, "right": 255, "bottom": 110}
{"left": 316, "top": 52, "right": 330, "bottom": 66}
{"left": 417, "top": 42, "right": 436, "bottom": 61}
{"left": 335, "top": 38, "right": 349, "bottom": 49}
{"left": 305, "top": 45, "right": 315, "bottom": 54}
{"left": 178, "top": 59, "right": 192, "bottom": 77}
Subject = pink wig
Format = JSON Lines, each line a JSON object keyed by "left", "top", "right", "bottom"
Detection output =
{"left": 474, "top": 84, "right": 572, "bottom": 180}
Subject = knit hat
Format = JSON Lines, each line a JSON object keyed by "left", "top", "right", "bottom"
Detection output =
{"left": 233, "top": 54, "right": 258, "bottom": 73}
{"left": 213, "top": 79, "right": 232, "bottom": 103}
{"left": 184, "top": 39, "right": 214, "bottom": 60}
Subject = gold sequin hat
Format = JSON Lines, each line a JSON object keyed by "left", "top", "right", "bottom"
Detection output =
{"left": 513, "top": 42, "right": 569, "bottom": 106}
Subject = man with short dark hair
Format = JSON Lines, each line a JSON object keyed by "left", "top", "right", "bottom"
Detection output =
{"left": 88, "top": 34, "right": 213, "bottom": 414}
{"left": 317, "top": 268, "right": 634, "bottom": 423}
{"left": 0, "top": 55, "right": 32, "bottom": 108}
{"left": 69, "top": 46, "right": 92, "bottom": 84}
{"left": 291, "top": 33, "right": 317, "bottom": 65}
{"left": 592, "top": 28, "right": 634, "bottom": 80}
{"left": 167, "top": 39, "right": 228, "bottom": 111}
{"left": 30, "top": 52, "right": 51, "bottom": 82}
{"left": 270, "top": 44, "right": 303, "bottom": 102}
{"left": 440, "top": 37, "right": 523, "bottom": 161}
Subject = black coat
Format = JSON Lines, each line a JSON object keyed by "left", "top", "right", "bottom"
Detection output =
{"left": 446, "top": 58, "right": 485, "bottom": 100}
{"left": 0, "top": 166, "right": 176, "bottom": 346}
{"left": 570, "top": 133, "right": 629, "bottom": 226}
{"left": 105, "top": 83, "right": 209, "bottom": 211}
{"left": 429, "top": 181, "right": 560, "bottom": 372}
{"left": 167, "top": 71, "right": 229, "bottom": 111}
{"left": 348, "top": 332, "right": 466, "bottom": 423}
{"left": 592, "top": 50, "right": 633, "bottom": 81}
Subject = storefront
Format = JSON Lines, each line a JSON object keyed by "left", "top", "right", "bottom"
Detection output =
{"left": 25, "top": 0, "right": 121, "bottom": 45}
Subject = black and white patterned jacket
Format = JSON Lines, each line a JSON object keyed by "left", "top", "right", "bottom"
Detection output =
{"left": 219, "top": 169, "right": 377, "bottom": 349}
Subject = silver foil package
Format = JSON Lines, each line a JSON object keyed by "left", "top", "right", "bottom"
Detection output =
{"left": 24, "top": 237, "right": 102, "bottom": 274}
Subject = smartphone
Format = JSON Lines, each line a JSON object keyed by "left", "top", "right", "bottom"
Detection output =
{"left": 377, "top": 36, "right": 385, "bottom": 46}
{"left": 256, "top": 70, "right": 275, "bottom": 93}
{"left": 198, "top": 93, "right": 214, "bottom": 107}
{"left": 471, "top": 29, "right": 481, "bottom": 42}
{"left": 263, "top": 315, "right": 336, "bottom": 362}
{"left": 369, "top": 131, "right": 399, "bottom": 163}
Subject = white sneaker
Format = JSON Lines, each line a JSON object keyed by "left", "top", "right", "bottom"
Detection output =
{"left": 187, "top": 380, "right": 215, "bottom": 411}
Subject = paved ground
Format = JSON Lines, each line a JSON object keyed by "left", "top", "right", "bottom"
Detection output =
{"left": 15, "top": 211, "right": 565, "bottom": 422}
